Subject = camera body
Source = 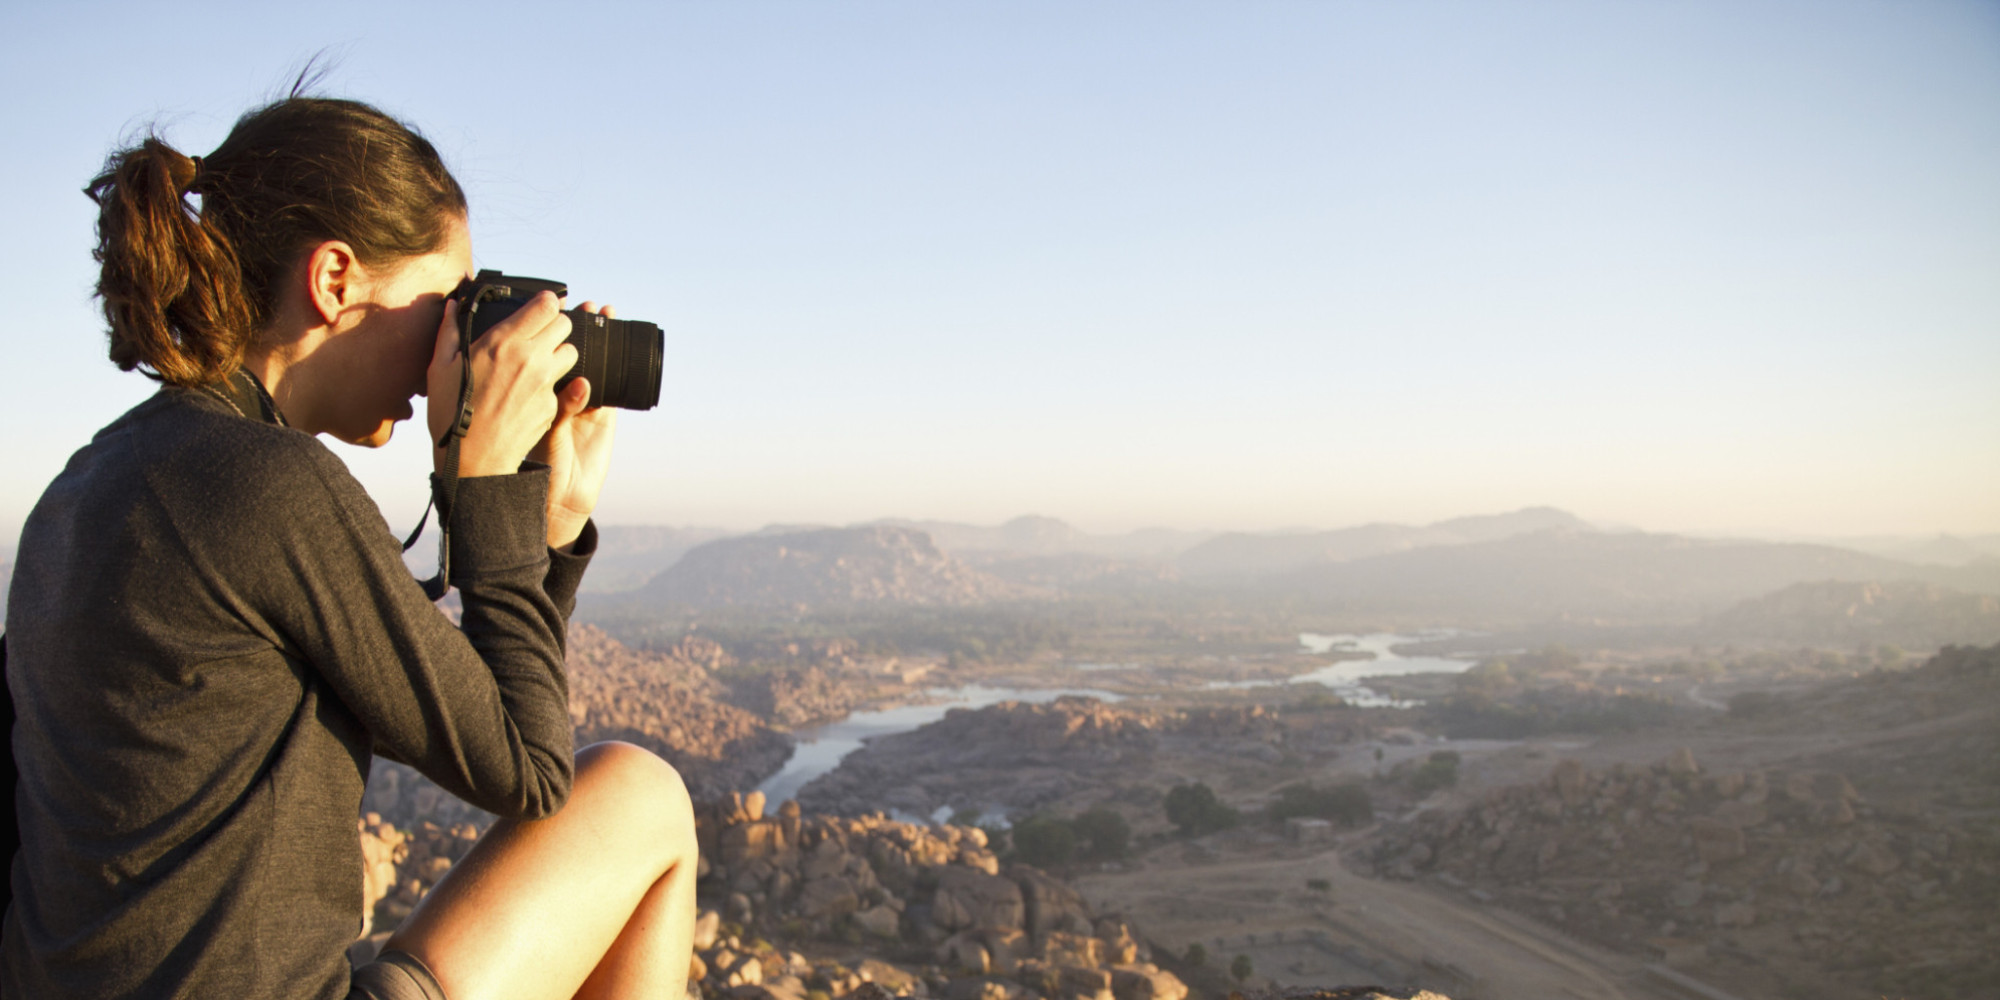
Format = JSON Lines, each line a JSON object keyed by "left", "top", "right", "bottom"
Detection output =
{"left": 451, "top": 270, "right": 663, "bottom": 410}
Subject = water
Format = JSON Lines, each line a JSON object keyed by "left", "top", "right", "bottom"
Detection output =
{"left": 756, "top": 684, "right": 1123, "bottom": 804}
{"left": 1209, "top": 631, "right": 1476, "bottom": 707}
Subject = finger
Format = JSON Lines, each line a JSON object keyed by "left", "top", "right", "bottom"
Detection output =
{"left": 495, "top": 291, "right": 566, "bottom": 345}
{"left": 550, "top": 341, "right": 581, "bottom": 381}
{"left": 534, "top": 306, "right": 574, "bottom": 347}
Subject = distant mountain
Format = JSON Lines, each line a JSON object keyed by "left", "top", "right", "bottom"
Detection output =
{"left": 637, "top": 526, "right": 1028, "bottom": 608}
{"left": 1816, "top": 533, "right": 2000, "bottom": 567}
{"left": 1273, "top": 529, "right": 1967, "bottom": 623}
{"left": 971, "top": 552, "right": 1182, "bottom": 592}
{"left": 1701, "top": 580, "right": 2000, "bottom": 649}
{"left": 870, "top": 516, "right": 1211, "bottom": 558}
{"left": 1176, "top": 506, "right": 1590, "bottom": 579}
{"left": 580, "top": 525, "right": 736, "bottom": 592}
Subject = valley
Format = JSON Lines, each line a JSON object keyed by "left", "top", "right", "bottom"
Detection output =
{"left": 358, "top": 509, "right": 2000, "bottom": 1000}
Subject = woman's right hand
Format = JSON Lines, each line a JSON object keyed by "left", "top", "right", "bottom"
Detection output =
{"left": 426, "top": 293, "right": 580, "bottom": 479}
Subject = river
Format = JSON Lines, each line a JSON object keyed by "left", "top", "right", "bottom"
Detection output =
{"left": 755, "top": 683, "right": 1123, "bottom": 804}
{"left": 756, "top": 632, "right": 1475, "bottom": 803}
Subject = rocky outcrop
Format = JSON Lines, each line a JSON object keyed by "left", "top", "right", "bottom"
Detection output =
{"left": 357, "top": 811, "right": 482, "bottom": 935}
{"left": 640, "top": 526, "right": 1032, "bottom": 609}
{"left": 1361, "top": 748, "right": 1998, "bottom": 996}
{"left": 1702, "top": 579, "right": 2000, "bottom": 648}
{"left": 691, "top": 794, "right": 1188, "bottom": 1000}
{"left": 797, "top": 697, "right": 1162, "bottom": 819}
{"left": 566, "top": 624, "right": 793, "bottom": 799}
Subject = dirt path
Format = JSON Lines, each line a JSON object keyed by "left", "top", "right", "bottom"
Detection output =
{"left": 1075, "top": 843, "right": 1686, "bottom": 1000}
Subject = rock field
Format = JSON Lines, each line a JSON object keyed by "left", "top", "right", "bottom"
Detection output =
{"left": 1360, "top": 744, "right": 1999, "bottom": 996}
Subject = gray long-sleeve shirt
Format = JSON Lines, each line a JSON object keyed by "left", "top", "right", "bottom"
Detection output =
{"left": 2, "top": 383, "right": 591, "bottom": 999}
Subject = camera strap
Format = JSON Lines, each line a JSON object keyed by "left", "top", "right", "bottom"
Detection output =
{"left": 402, "top": 292, "right": 484, "bottom": 601}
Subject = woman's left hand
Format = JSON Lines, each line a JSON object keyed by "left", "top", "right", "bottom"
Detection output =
{"left": 531, "top": 301, "right": 619, "bottom": 552}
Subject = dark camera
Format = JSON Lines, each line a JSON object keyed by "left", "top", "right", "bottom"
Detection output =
{"left": 451, "top": 270, "right": 663, "bottom": 410}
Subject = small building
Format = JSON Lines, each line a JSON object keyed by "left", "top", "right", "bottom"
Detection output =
{"left": 1285, "top": 817, "right": 1334, "bottom": 843}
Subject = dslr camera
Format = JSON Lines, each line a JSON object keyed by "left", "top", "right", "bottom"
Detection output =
{"left": 450, "top": 270, "right": 663, "bottom": 410}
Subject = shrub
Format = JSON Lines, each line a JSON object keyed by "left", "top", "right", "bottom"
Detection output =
{"left": 1072, "top": 807, "right": 1131, "bottom": 860}
{"left": 1231, "top": 954, "right": 1254, "bottom": 982}
{"left": 1010, "top": 814, "right": 1077, "bottom": 867}
{"left": 1183, "top": 943, "right": 1207, "bottom": 967}
{"left": 1306, "top": 878, "right": 1331, "bottom": 892}
{"left": 1164, "top": 782, "right": 1240, "bottom": 836}
{"left": 1268, "top": 782, "right": 1373, "bottom": 826}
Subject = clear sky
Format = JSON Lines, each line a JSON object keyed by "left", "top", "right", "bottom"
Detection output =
{"left": 2, "top": 1, "right": 1997, "bottom": 546}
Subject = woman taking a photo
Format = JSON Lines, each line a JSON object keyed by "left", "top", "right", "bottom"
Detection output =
{"left": 3, "top": 92, "right": 697, "bottom": 1000}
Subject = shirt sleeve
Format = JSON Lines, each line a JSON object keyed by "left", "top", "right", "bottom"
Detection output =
{"left": 206, "top": 437, "right": 589, "bottom": 821}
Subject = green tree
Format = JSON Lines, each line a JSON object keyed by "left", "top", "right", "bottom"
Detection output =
{"left": 1230, "top": 954, "right": 1254, "bottom": 983}
{"left": 1182, "top": 943, "right": 1206, "bottom": 967}
{"left": 1164, "top": 782, "right": 1239, "bottom": 836}
{"left": 1072, "top": 807, "right": 1131, "bottom": 860}
{"left": 1010, "top": 814, "right": 1077, "bottom": 867}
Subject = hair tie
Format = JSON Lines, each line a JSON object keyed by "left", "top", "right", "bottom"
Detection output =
{"left": 181, "top": 154, "right": 206, "bottom": 195}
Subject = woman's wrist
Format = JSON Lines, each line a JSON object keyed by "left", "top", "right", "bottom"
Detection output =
{"left": 548, "top": 511, "right": 589, "bottom": 553}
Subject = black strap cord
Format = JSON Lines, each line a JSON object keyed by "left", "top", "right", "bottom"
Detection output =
{"left": 403, "top": 290, "right": 486, "bottom": 600}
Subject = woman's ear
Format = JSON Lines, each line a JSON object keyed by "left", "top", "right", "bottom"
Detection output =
{"left": 305, "top": 240, "right": 360, "bottom": 327}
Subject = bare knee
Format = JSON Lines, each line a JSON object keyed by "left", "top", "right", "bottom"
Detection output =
{"left": 573, "top": 741, "right": 696, "bottom": 864}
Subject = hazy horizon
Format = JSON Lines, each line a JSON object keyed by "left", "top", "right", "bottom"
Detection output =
{"left": 5, "top": 2, "right": 1997, "bottom": 552}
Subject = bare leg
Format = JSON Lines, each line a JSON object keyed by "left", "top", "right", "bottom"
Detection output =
{"left": 385, "top": 741, "right": 698, "bottom": 1000}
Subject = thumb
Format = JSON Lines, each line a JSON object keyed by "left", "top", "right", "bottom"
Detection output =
{"left": 559, "top": 377, "right": 592, "bottom": 417}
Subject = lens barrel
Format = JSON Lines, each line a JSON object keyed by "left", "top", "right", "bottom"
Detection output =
{"left": 562, "top": 310, "right": 663, "bottom": 410}
{"left": 456, "top": 271, "right": 664, "bottom": 411}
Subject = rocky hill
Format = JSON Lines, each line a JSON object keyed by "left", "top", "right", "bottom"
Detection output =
{"left": 872, "top": 517, "right": 1212, "bottom": 560}
{"left": 638, "top": 527, "right": 1030, "bottom": 609}
{"left": 358, "top": 791, "right": 1200, "bottom": 1000}
{"left": 799, "top": 697, "right": 1166, "bottom": 819}
{"left": 1360, "top": 644, "right": 2000, "bottom": 999}
{"left": 1699, "top": 579, "right": 2000, "bottom": 648}
{"left": 796, "top": 697, "right": 1362, "bottom": 825}
{"left": 579, "top": 525, "right": 736, "bottom": 592}
{"left": 1175, "top": 508, "right": 1588, "bottom": 580}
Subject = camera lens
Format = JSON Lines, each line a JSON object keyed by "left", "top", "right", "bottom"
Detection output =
{"left": 561, "top": 310, "right": 663, "bottom": 411}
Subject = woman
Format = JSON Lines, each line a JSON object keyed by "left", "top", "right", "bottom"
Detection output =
{"left": 1, "top": 95, "right": 697, "bottom": 999}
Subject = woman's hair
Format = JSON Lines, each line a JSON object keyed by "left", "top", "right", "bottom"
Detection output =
{"left": 85, "top": 97, "right": 468, "bottom": 386}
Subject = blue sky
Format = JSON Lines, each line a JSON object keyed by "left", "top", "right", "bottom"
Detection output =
{"left": 2, "top": 1, "right": 1997, "bottom": 544}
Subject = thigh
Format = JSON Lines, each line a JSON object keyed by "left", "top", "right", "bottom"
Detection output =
{"left": 384, "top": 742, "right": 695, "bottom": 1000}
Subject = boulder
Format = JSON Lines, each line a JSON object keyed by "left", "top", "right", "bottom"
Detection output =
{"left": 692, "top": 909, "right": 722, "bottom": 950}
{"left": 1014, "top": 868, "right": 1094, "bottom": 939}
{"left": 933, "top": 867, "right": 1025, "bottom": 931}
{"left": 722, "top": 820, "right": 786, "bottom": 864}
{"left": 1110, "top": 965, "right": 1188, "bottom": 1000}
{"left": 1038, "top": 931, "right": 1103, "bottom": 968}
{"left": 855, "top": 903, "right": 903, "bottom": 939}
{"left": 797, "top": 876, "right": 861, "bottom": 920}
{"left": 1689, "top": 818, "right": 1745, "bottom": 863}
{"left": 858, "top": 958, "right": 923, "bottom": 996}
{"left": 981, "top": 927, "right": 1032, "bottom": 974}
{"left": 940, "top": 933, "right": 994, "bottom": 975}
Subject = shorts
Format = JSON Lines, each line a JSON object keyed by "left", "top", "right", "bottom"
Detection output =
{"left": 349, "top": 949, "right": 448, "bottom": 1000}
